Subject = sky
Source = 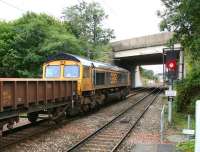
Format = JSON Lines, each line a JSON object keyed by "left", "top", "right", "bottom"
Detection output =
{"left": 0, "top": 0, "right": 164, "bottom": 74}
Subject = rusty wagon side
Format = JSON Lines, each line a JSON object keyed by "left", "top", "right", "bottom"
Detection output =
{"left": 0, "top": 78, "right": 77, "bottom": 131}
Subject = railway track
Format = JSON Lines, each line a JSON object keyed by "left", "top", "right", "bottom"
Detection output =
{"left": 0, "top": 89, "right": 150, "bottom": 150}
{"left": 66, "top": 88, "right": 161, "bottom": 152}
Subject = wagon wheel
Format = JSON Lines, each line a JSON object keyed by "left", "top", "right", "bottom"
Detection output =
{"left": 7, "top": 121, "right": 14, "bottom": 129}
{"left": 51, "top": 107, "right": 66, "bottom": 124}
{"left": 27, "top": 112, "right": 39, "bottom": 123}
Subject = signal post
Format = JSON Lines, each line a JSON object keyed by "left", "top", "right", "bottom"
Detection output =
{"left": 163, "top": 48, "right": 181, "bottom": 124}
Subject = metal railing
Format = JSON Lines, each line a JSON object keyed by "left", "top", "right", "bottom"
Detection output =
{"left": 160, "top": 105, "right": 165, "bottom": 143}
{"left": 195, "top": 100, "right": 200, "bottom": 152}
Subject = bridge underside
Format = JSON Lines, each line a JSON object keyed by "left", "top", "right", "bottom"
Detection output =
{"left": 114, "top": 53, "right": 163, "bottom": 69}
{"left": 111, "top": 32, "right": 183, "bottom": 88}
{"left": 113, "top": 53, "right": 164, "bottom": 88}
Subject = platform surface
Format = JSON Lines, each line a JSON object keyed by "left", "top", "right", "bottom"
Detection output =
{"left": 133, "top": 144, "right": 175, "bottom": 152}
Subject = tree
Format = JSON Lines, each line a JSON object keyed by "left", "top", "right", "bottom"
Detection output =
{"left": 140, "top": 67, "right": 157, "bottom": 80}
{"left": 0, "top": 12, "right": 82, "bottom": 77}
{"left": 158, "top": 0, "right": 200, "bottom": 67}
{"left": 62, "top": 1, "right": 115, "bottom": 59}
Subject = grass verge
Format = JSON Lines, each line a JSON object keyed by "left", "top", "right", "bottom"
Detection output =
{"left": 173, "top": 101, "right": 195, "bottom": 152}
{"left": 176, "top": 140, "right": 194, "bottom": 152}
{"left": 172, "top": 110, "right": 195, "bottom": 130}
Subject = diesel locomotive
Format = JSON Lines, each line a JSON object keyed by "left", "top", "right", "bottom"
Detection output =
{"left": 0, "top": 53, "right": 130, "bottom": 133}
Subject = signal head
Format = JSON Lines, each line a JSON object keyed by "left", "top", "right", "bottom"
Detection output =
{"left": 166, "top": 59, "right": 176, "bottom": 70}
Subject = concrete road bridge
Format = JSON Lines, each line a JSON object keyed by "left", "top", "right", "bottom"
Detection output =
{"left": 111, "top": 32, "right": 182, "bottom": 88}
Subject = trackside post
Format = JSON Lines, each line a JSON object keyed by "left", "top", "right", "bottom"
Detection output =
{"left": 160, "top": 105, "right": 165, "bottom": 143}
{"left": 195, "top": 100, "right": 200, "bottom": 152}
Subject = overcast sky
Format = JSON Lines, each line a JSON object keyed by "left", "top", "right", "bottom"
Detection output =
{"left": 0, "top": 0, "right": 164, "bottom": 74}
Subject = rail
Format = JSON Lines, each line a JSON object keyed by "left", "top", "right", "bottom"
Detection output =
{"left": 111, "top": 89, "right": 161, "bottom": 152}
{"left": 66, "top": 88, "right": 161, "bottom": 151}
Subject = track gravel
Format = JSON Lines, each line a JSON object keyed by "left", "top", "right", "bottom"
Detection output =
{"left": 117, "top": 94, "right": 164, "bottom": 152}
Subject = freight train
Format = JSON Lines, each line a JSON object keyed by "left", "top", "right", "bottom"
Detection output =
{"left": 0, "top": 53, "right": 130, "bottom": 134}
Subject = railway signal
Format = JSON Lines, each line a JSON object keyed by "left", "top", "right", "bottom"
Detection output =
{"left": 166, "top": 59, "right": 176, "bottom": 70}
{"left": 163, "top": 48, "right": 181, "bottom": 125}
{"left": 165, "top": 50, "right": 178, "bottom": 81}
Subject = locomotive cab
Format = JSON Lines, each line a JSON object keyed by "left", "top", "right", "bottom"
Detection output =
{"left": 42, "top": 54, "right": 85, "bottom": 96}
{"left": 43, "top": 61, "right": 80, "bottom": 80}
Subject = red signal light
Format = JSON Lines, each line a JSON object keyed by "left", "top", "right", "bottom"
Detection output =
{"left": 166, "top": 60, "right": 176, "bottom": 70}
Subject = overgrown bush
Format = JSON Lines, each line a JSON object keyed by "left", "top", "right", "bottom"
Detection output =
{"left": 176, "top": 66, "right": 200, "bottom": 114}
{"left": 176, "top": 140, "right": 194, "bottom": 152}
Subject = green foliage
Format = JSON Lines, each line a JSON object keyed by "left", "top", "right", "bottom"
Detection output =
{"left": 140, "top": 67, "right": 157, "bottom": 80}
{"left": 172, "top": 108, "right": 194, "bottom": 152}
{"left": 158, "top": 0, "right": 200, "bottom": 65}
{"left": 176, "top": 140, "right": 194, "bottom": 152}
{"left": 176, "top": 66, "right": 200, "bottom": 114}
{"left": 0, "top": 2, "right": 114, "bottom": 77}
{"left": 173, "top": 107, "right": 195, "bottom": 129}
{"left": 0, "top": 12, "right": 82, "bottom": 77}
{"left": 62, "top": 1, "right": 115, "bottom": 59}
{"left": 159, "top": 0, "right": 200, "bottom": 114}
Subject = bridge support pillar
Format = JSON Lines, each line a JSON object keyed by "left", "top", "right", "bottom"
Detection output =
{"left": 135, "top": 66, "right": 142, "bottom": 87}
{"left": 130, "top": 66, "right": 136, "bottom": 88}
{"left": 130, "top": 65, "right": 142, "bottom": 88}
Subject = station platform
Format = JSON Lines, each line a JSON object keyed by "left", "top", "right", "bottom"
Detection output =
{"left": 133, "top": 144, "right": 175, "bottom": 152}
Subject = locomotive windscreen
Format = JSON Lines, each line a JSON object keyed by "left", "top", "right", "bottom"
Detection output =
{"left": 45, "top": 65, "right": 61, "bottom": 78}
{"left": 64, "top": 65, "right": 80, "bottom": 78}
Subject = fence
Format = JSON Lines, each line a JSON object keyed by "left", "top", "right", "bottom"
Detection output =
{"left": 195, "top": 100, "right": 200, "bottom": 152}
{"left": 160, "top": 105, "right": 165, "bottom": 143}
